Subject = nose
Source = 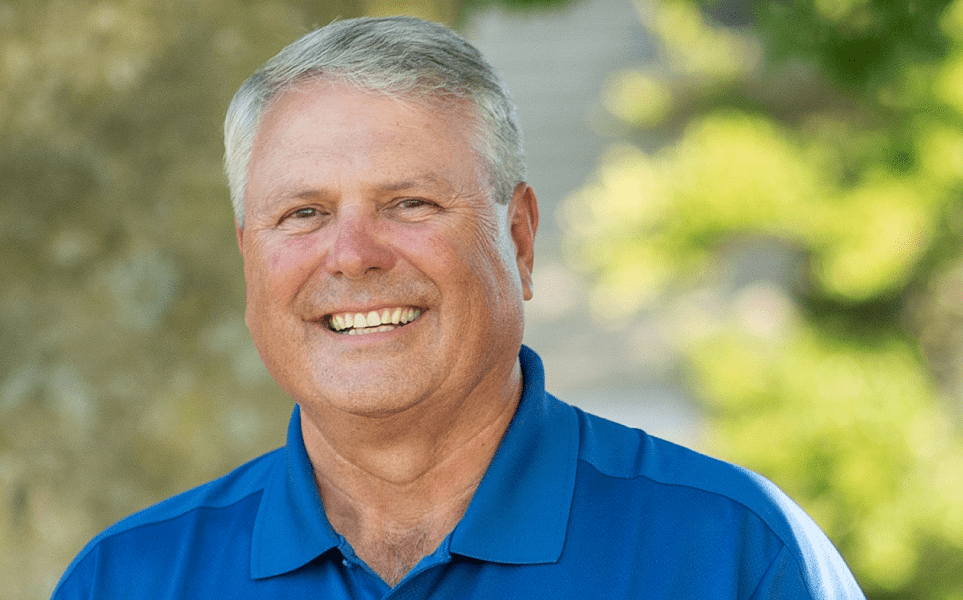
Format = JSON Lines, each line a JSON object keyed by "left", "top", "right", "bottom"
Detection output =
{"left": 323, "top": 212, "right": 396, "bottom": 279}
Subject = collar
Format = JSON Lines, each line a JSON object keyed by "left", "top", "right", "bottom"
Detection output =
{"left": 250, "top": 406, "right": 341, "bottom": 579}
{"left": 249, "top": 345, "right": 579, "bottom": 578}
{"left": 449, "top": 345, "right": 579, "bottom": 564}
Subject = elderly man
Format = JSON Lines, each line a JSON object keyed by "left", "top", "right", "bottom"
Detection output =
{"left": 52, "top": 16, "right": 864, "bottom": 599}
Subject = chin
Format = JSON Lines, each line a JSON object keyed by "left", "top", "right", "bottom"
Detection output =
{"left": 305, "top": 379, "right": 429, "bottom": 419}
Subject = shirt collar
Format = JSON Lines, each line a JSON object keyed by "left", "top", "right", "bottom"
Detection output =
{"left": 249, "top": 345, "right": 579, "bottom": 578}
{"left": 449, "top": 345, "right": 579, "bottom": 564}
{"left": 250, "top": 405, "right": 341, "bottom": 579}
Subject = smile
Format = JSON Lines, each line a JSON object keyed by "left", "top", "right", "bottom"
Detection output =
{"left": 328, "top": 307, "right": 423, "bottom": 335}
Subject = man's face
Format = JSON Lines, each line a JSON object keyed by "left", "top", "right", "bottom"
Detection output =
{"left": 238, "top": 81, "right": 537, "bottom": 419}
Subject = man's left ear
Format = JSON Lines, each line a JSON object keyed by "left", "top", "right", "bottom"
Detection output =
{"left": 509, "top": 183, "right": 539, "bottom": 301}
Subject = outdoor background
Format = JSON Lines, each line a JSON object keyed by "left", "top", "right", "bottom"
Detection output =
{"left": 3, "top": 0, "right": 963, "bottom": 598}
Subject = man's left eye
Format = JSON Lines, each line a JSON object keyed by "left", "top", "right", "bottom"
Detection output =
{"left": 398, "top": 198, "right": 428, "bottom": 209}
{"left": 386, "top": 198, "right": 440, "bottom": 219}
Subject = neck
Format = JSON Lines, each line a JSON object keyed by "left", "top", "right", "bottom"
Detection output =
{"left": 299, "top": 360, "right": 523, "bottom": 586}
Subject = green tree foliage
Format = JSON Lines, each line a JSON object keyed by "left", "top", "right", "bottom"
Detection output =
{"left": 564, "top": 1, "right": 963, "bottom": 598}
{"left": 0, "top": 1, "right": 569, "bottom": 598}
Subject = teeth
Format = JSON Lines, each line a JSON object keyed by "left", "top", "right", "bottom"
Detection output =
{"left": 328, "top": 307, "right": 423, "bottom": 333}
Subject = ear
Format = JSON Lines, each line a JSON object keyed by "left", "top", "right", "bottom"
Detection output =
{"left": 508, "top": 183, "right": 539, "bottom": 301}
{"left": 235, "top": 222, "right": 245, "bottom": 257}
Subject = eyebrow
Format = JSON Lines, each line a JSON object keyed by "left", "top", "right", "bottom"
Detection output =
{"left": 274, "top": 174, "right": 449, "bottom": 200}
{"left": 373, "top": 174, "right": 449, "bottom": 193}
{"left": 253, "top": 173, "right": 455, "bottom": 217}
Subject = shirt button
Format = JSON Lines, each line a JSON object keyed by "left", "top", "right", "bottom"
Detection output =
{"left": 342, "top": 559, "right": 350, "bottom": 567}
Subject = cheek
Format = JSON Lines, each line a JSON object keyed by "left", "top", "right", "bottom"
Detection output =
{"left": 469, "top": 223, "right": 520, "bottom": 290}
{"left": 269, "top": 238, "right": 314, "bottom": 273}
{"left": 416, "top": 223, "right": 499, "bottom": 283}
{"left": 453, "top": 235, "right": 521, "bottom": 309}
{"left": 246, "top": 235, "right": 321, "bottom": 300}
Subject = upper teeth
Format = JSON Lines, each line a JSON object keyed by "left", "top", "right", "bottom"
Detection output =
{"left": 329, "top": 307, "right": 422, "bottom": 332}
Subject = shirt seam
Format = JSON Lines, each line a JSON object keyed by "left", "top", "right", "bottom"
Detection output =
{"left": 59, "top": 489, "right": 266, "bottom": 586}
{"left": 747, "top": 544, "right": 813, "bottom": 600}
{"left": 577, "top": 457, "right": 812, "bottom": 588}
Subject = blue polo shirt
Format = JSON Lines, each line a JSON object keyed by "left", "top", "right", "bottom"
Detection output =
{"left": 52, "top": 346, "right": 864, "bottom": 599}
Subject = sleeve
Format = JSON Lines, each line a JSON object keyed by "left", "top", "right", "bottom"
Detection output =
{"left": 49, "top": 549, "right": 95, "bottom": 600}
{"left": 749, "top": 545, "right": 866, "bottom": 600}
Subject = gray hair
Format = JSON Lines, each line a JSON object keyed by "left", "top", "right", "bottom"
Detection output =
{"left": 224, "top": 16, "right": 526, "bottom": 226}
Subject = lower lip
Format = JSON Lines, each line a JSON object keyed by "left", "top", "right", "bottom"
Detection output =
{"left": 343, "top": 324, "right": 401, "bottom": 336}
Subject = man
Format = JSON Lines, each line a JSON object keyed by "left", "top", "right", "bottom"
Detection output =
{"left": 52, "top": 16, "right": 865, "bottom": 599}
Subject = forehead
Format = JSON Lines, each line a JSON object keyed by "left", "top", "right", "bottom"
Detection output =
{"left": 256, "top": 80, "right": 475, "bottom": 158}
{"left": 245, "top": 81, "right": 483, "bottom": 199}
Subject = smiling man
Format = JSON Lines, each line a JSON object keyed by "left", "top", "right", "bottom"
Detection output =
{"left": 52, "top": 16, "right": 864, "bottom": 599}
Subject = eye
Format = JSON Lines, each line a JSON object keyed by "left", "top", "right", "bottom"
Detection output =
{"left": 280, "top": 206, "right": 325, "bottom": 222}
{"left": 277, "top": 205, "right": 330, "bottom": 230}
{"left": 386, "top": 198, "right": 442, "bottom": 221}
{"left": 290, "top": 207, "right": 319, "bottom": 219}
{"left": 393, "top": 198, "right": 445, "bottom": 214}
{"left": 398, "top": 198, "right": 429, "bottom": 209}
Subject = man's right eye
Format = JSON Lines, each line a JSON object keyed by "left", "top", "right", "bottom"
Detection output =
{"left": 291, "top": 207, "right": 318, "bottom": 218}
{"left": 279, "top": 207, "right": 324, "bottom": 222}
{"left": 277, "top": 206, "right": 328, "bottom": 229}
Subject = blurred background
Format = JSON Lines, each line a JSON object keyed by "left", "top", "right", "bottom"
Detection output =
{"left": 3, "top": 0, "right": 963, "bottom": 598}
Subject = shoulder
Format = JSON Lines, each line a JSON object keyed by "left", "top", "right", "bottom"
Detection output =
{"left": 575, "top": 404, "right": 810, "bottom": 539}
{"left": 52, "top": 447, "right": 284, "bottom": 598}
{"left": 570, "top": 403, "right": 863, "bottom": 599}
{"left": 95, "top": 446, "right": 281, "bottom": 540}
